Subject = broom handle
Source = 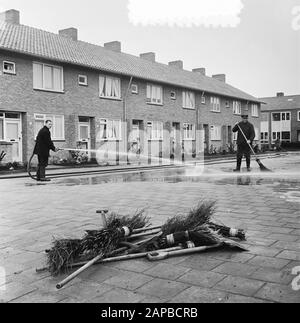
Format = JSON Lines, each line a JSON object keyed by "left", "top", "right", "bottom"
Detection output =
{"left": 237, "top": 125, "right": 257, "bottom": 157}
{"left": 148, "top": 243, "right": 223, "bottom": 261}
{"left": 56, "top": 246, "right": 182, "bottom": 289}
{"left": 56, "top": 253, "right": 104, "bottom": 290}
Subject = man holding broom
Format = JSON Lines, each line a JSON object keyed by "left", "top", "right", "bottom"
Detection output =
{"left": 232, "top": 115, "right": 256, "bottom": 172}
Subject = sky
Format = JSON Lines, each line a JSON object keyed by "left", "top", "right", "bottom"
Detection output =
{"left": 0, "top": 0, "right": 299, "bottom": 98}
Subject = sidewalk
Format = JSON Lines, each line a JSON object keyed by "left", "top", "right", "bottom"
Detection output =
{"left": 0, "top": 153, "right": 299, "bottom": 303}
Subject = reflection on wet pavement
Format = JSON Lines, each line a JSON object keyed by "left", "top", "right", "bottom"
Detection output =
{"left": 50, "top": 165, "right": 300, "bottom": 204}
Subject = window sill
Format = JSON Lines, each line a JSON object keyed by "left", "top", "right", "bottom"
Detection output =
{"left": 98, "top": 139, "right": 122, "bottom": 142}
{"left": 100, "top": 96, "right": 122, "bottom": 101}
{"left": 34, "top": 88, "right": 65, "bottom": 94}
{"left": 3, "top": 71, "right": 16, "bottom": 76}
{"left": 211, "top": 140, "right": 221, "bottom": 141}
{"left": 211, "top": 110, "right": 221, "bottom": 113}
{"left": 147, "top": 102, "right": 164, "bottom": 107}
{"left": 183, "top": 107, "right": 196, "bottom": 110}
{"left": 52, "top": 139, "right": 66, "bottom": 142}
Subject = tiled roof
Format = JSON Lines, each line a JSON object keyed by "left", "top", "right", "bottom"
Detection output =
{"left": 260, "top": 95, "right": 300, "bottom": 112}
{"left": 0, "top": 21, "right": 260, "bottom": 102}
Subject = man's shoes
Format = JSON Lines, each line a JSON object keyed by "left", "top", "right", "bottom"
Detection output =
{"left": 40, "top": 178, "right": 51, "bottom": 182}
{"left": 233, "top": 169, "right": 241, "bottom": 172}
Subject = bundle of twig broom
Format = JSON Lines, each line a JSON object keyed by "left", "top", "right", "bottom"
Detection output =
{"left": 38, "top": 201, "right": 247, "bottom": 289}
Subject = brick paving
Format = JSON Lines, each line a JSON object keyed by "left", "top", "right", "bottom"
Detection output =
{"left": 0, "top": 154, "right": 300, "bottom": 303}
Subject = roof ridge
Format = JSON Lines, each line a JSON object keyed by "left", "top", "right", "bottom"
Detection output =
{"left": 0, "top": 20, "right": 260, "bottom": 102}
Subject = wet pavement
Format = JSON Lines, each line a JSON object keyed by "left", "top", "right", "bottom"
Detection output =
{"left": 0, "top": 154, "right": 300, "bottom": 303}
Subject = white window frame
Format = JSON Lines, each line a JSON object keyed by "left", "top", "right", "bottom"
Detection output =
{"left": 34, "top": 114, "right": 65, "bottom": 140}
{"left": 147, "top": 121, "right": 164, "bottom": 141}
{"left": 99, "top": 75, "right": 121, "bottom": 100}
{"left": 146, "top": 84, "right": 163, "bottom": 105}
{"left": 183, "top": 123, "right": 195, "bottom": 140}
{"left": 298, "top": 111, "right": 300, "bottom": 121}
{"left": 78, "top": 75, "right": 88, "bottom": 86}
{"left": 182, "top": 91, "right": 196, "bottom": 110}
{"left": 131, "top": 84, "right": 139, "bottom": 94}
{"left": 3, "top": 61, "right": 16, "bottom": 75}
{"left": 33, "top": 62, "right": 64, "bottom": 93}
{"left": 233, "top": 101, "right": 242, "bottom": 115}
{"left": 211, "top": 97, "right": 221, "bottom": 112}
{"left": 251, "top": 104, "right": 259, "bottom": 117}
{"left": 201, "top": 96, "right": 206, "bottom": 104}
{"left": 99, "top": 119, "right": 122, "bottom": 141}
{"left": 210, "top": 125, "right": 221, "bottom": 141}
{"left": 0, "top": 113, "right": 4, "bottom": 141}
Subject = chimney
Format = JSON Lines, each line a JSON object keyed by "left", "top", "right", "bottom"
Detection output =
{"left": 59, "top": 28, "right": 78, "bottom": 41}
{"left": 168, "top": 60, "right": 184, "bottom": 69}
{"left": 104, "top": 41, "right": 121, "bottom": 52}
{"left": 140, "top": 52, "right": 156, "bottom": 62}
{"left": 192, "top": 68, "right": 206, "bottom": 76}
{"left": 212, "top": 74, "right": 226, "bottom": 83}
{"left": 277, "top": 92, "right": 284, "bottom": 97}
{"left": 0, "top": 9, "right": 20, "bottom": 24}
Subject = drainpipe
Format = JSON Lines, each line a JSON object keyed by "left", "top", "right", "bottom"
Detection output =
{"left": 123, "top": 76, "right": 133, "bottom": 164}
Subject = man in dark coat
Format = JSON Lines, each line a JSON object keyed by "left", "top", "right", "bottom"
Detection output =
{"left": 34, "top": 120, "right": 58, "bottom": 181}
{"left": 232, "top": 115, "right": 256, "bottom": 172}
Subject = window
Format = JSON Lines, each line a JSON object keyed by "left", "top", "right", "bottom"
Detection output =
{"left": 211, "top": 97, "right": 221, "bottom": 112}
{"left": 78, "top": 75, "right": 88, "bottom": 86}
{"left": 170, "top": 91, "right": 176, "bottom": 100}
{"left": 131, "top": 84, "right": 138, "bottom": 94}
{"left": 99, "top": 75, "right": 121, "bottom": 99}
{"left": 282, "top": 112, "right": 290, "bottom": 121}
{"left": 147, "top": 84, "right": 163, "bottom": 105}
{"left": 210, "top": 125, "right": 221, "bottom": 141}
{"left": 34, "top": 114, "right": 65, "bottom": 140}
{"left": 99, "top": 119, "right": 121, "bottom": 141}
{"left": 233, "top": 131, "right": 238, "bottom": 141}
{"left": 251, "top": 104, "right": 259, "bottom": 117}
{"left": 201, "top": 96, "right": 206, "bottom": 104}
{"left": 233, "top": 101, "right": 241, "bottom": 115}
{"left": 182, "top": 91, "right": 195, "bottom": 109}
{"left": 281, "top": 132, "right": 291, "bottom": 141}
{"left": 0, "top": 113, "right": 4, "bottom": 140}
{"left": 272, "top": 132, "right": 280, "bottom": 141}
{"left": 3, "top": 61, "right": 16, "bottom": 75}
{"left": 147, "top": 121, "right": 163, "bottom": 140}
{"left": 298, "top": 111, "right": 300, "bottom": 121}
{"left": 33, "top": 62, "right": 64, "bottom": 92}
{"left": 272, "top": 113, "right": 281, "bottom": 121}
{"left": 261, "top": 132, "right": 269, "bottom": 143}
{"left": 183, "top": 123, "right": 195, "bottom": 140}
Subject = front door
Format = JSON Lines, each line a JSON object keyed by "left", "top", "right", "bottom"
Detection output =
{"left": 171, "top": 123, "right": 181, "bottom": 161}
{"left": 5, "top": 118, "right": 22, "bottom": 162}
{"left": 78, "top": 119, "right": 90, "bottom": 160}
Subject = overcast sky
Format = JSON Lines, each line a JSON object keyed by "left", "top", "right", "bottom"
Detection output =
{"left": 0, "top": 0, "right": 299, "bottom": 98}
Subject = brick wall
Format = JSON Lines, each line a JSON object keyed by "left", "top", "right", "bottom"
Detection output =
{"left": 0, "top": 50, "right": 262, "bottom": 163}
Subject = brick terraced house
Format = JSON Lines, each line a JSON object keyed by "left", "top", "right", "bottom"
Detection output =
{"left": 0, "top": 9, "right": 262, "bottom": 165}
{"left": 260, "top": 92, "right": 300, "bottom": 148}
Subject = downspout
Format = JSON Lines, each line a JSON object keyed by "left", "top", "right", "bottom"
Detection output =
{"left": 123, "top": 76, "right": 133, "bottom": 164}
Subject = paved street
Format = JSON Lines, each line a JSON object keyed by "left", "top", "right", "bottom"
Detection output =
{"left": 0, "top": 154, "right": 300, "bottom": 303}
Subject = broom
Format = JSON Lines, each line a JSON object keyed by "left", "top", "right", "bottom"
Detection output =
{"left": 46, "top": 210, "right": 150, "bottom": 276}
{"left": 238, "top": 125, "right": 272, "bottom": 172}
